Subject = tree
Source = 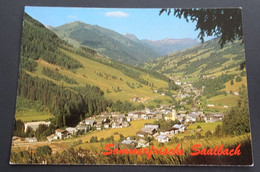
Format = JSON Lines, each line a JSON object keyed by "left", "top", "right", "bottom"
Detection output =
{"left": 35, "top": 146, "right": 52, "bottom": 163}
{"left": 159, "top": 8, "right": 243, "bottom": 48}
{"left": 205, "top": 131, "right": 213, "bottom": 138}
{"left": 230, "top": 79, "right": 234, "bottom": 85}
{"left": 214, "top": 124, "right": 222, "bottom": 138}
{"left": 236, "top": 76, "right": 242, "bottom": 82}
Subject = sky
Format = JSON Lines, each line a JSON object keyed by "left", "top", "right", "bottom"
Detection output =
{"left": 25, "top": 6, "right": 215, "bottom": 41}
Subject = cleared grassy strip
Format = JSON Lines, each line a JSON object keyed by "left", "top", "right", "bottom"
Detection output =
{"left": 208, "top": 94, "right": 240, "bottom": 107}
{"left": 15, "top": 110, "right": 51, "bottom": 122}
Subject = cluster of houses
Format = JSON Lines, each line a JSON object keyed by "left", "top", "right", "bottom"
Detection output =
{"left": 16, "top": 103, "right": 224, "bottom": 144}
{"left": 119, "top": 122, "right": 187, "bottom": 149}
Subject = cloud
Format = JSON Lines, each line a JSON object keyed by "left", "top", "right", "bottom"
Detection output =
{"left": 105, "top": 11, "right": 129, "bottom": 18}
{"left": 67, "top": 15, "right": 78, "bottom": 19}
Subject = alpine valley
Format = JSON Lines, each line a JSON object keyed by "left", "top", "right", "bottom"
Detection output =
{"left": 10, "top": 11, "right": 251, "bottom": 166}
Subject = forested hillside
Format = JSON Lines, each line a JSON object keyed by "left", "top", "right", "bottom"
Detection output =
{"left": 15, "top": 13, "right": 175, "bottom": 126}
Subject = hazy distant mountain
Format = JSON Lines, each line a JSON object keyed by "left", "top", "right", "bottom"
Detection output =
{"left": 124, "top": 33, "right": 199, "bottom": 56}
{"left": 142, "top": 38, "right": 199, "bottom": 55}
{"left": 53, "top": 22, "right": 160, "bottom": 65}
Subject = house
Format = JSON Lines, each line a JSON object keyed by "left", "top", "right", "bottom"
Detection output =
{"left": 141, "top": 114, "right": 148, "bottom": 120}
{"left": 144, "top": 123, "right": 159, "bottom": 130}
{"left": 175, "top": 80, "right": 182, "bottom": 85}
{"left": 65, "top": 127, "right": 78, "bottom": 136}
{"left": 137, "top": 139, "right": 149, "bottom": 148}
{"left": 173, "top": 124, "right": 185, "bottom": 133}
{"left": 47, "top": 134, "right": 58, "bottom": 142}
{"left": 157, "top": 135, "right": 169, "bottom": 143}
{"left": 120, "top": 138, "right": 136, "bottom": 149}
{"left": 96, "top": 124, "right": 102, "bottom": 130}
{"left": 122, "top": 121, "right": 130, "bottom": 128}
{"left": 55, "top": 129, "right": 68, "bottom": 139}
{"left": 207, "top": 104, "right": 215, "bottom": 108}
{"left": 85, "top": 119, "right": 95, "bottom": 127}
{"left": 76, "top": 123, "right": 90, "bottom": 132}
{"left": 156, "top": 113, "right": 164, "bottom": 120}
{"left": 136, "top": 131, "right": 150, "bottom": 138}
{"left": 159, "top": 128, "right": 175, "bottom": 136}
{"left": 25, "top": 137, "right": 37, "bottom": 143}
{"left": 126, "top": 116, "right": 132, "bottom": 122}
{"left": 24, "top": 121, "right": 51, "bottom": 132}
{"left": 112, "top": 121, "right": 122, "bottom": 128}
{"left": 186, "top": 112, "right": 200, "bottom": 123}
{"left": 142, "top": 127, "right": 156, "bottom": 135}
{"left": 204, "top": 113, "right": 223, "bottom": 123}
{"left": 104, "top": 123, "right": 110, "bottom": 129}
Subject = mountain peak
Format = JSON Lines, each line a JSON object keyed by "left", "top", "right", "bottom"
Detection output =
{"left": 124, "top": 33, "right": 139, "bottom": 42}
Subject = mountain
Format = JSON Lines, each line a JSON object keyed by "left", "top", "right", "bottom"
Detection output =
{"left": 145, "top": 38, "right": 247, "bottom": 105}
{"left": 141, "top": 38, "right": 199, "bottom": 55}
{"left": 52, "top": 22, "right": 160, "bottom": 65}
{"left": 17, "top": 13, "right": 176, "bottom": 125}
{"left": 146, "top": 38, "right": 245, "bottom": 77}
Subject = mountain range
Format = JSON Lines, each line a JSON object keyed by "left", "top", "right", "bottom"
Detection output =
{"left": 52, "top": 21, "right": 199, "bottom": 65}
{"left": 124, "top": 33, "right": 199, "bottom": 56}
{"left": 52, "top": 22, "right": 160, "bottom": 65}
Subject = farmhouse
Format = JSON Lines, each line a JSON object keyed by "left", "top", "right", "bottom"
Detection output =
{"left": 65, "top": 127, "right": 78, "bottom": 136}
{"left": 47, "top": 134, "right": 58, "bottom": 142}
{"left": 137, "top": 139, "right": 149, "bottom": 148}
{"left": 85, "top": 119, "right": 95, "bottom": 127}
{"left": 55, "top": 129, "right": 68, "bottom": 139}
{"left": 173, "top": 124, "right": 185, "bottom": 133}
{"left": 76, "top": 123, "right": 90, "bottom": 132}
{"left": 157, "top": 135, "right": 169, "bottom": 143}
{"left": 144, "top": 123, "right": 159, "bottom": 130}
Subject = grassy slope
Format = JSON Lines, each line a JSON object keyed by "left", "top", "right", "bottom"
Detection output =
{"left": 25, "top": 48, "right": 168, "bottom": 103}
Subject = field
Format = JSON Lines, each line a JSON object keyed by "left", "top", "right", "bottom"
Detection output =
{"left": 15, "top": 110, "right": 51, "bottom": 122}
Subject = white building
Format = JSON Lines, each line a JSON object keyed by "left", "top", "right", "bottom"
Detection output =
{"left": 157, "top": 135, "right": 169, "bottom": 143}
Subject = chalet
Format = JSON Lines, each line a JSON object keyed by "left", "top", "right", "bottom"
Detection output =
{"left": 24, "top": 121, "right": 51, "bottom": 132}
{"left": 85, "top": 119, "right": 95, "bottom": 127}
{"left": 111, "top": 121, "right": 122, "bottom": 128}
{"left": 176, "top": 115, "right": 185, "bottom": 123}
{"left": 186, "top": 112, "right": 200, "bottom": 123}
{"left": 159, "top": 128, "right": 175, "bottom": 136}
{"left": 234, "top": 92, "right": 239, "bottom": 96}
{"left": 207, "top": 104, "right": 215, "bottom": 108}
{"left": 76, "top": 123, "right": 90, "bottom": 132}
{"left": 175, "top": 80, "right": 182, "bottom": 85}
{"left": 122, "top": 121, "right": 130, "bottom": 128}
{"left": 55, "top": 129, "right": 68, "bottom": 139}
{"left": 136, "top": 131, "right": 151, "bottom": 138}
{"left": 173, "top": 124, "right": 185, "bottom": 133}
{"left": 156, "top": 113, "right": 164, "bottom": 120}
{"left": 96, "top": 124, "right": 102, "bottom": 130}
{"left": 144, "top": 123, "right": 159, "bottom": 130}
{"left": 141, "top": 114, "right": 148, "bottom": 120}
{"left": 137, "top": 139, "right": 149, "bottom": 148}
{"left": 47, "top": 134, "right": 58, "bottom": 142}
{"left": 104, "top": 123, "right": 110, "bottom": 129}
{"left": 65, "top": 127, "right": 78, "bottom": 136}
{"left": 142, "top": 127, "right": 156, "bottom": 135}
{"left": 204, "top": 113, "right": 223, "bottom": 123}
{"left": 157, "top": 135, "right": 169, "bottom": 143}
{"left": 120, "top": 138, "right": 136, "bottom": 149}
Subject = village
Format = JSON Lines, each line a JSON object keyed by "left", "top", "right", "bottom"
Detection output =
{"left": 13, "top": 78, "right": 227, "bottom": 149}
